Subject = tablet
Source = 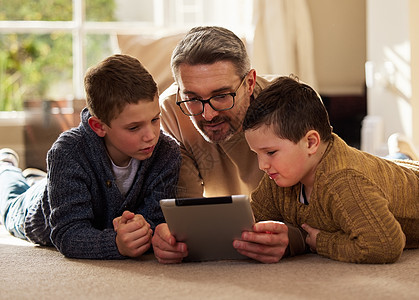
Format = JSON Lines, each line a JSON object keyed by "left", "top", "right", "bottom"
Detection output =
{"left": 159, "top": 195, "right": 255, "bottom": 262}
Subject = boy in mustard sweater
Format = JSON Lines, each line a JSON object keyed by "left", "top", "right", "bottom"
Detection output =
{"left": 242, "top": 76, "right": 419, "bottom": 264}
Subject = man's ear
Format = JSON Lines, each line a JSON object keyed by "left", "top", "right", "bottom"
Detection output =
{"left": 88, "top": 116, "right": 107, "bottom": 137}
{"left": 246, "top": 69, "right": 257, "bottom": 95}
{"left": 305, "top": 130, "right": 321, "bottom": 155}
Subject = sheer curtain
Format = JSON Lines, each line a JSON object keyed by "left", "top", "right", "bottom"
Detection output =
{"left": 252, "top": 0, "right": 317, "bottom": 88}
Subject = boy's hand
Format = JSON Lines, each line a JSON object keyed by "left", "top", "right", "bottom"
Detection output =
{"left": 233, "top": 221, "right": 289, "bottom": 263}
{"left": 301, "top": 223, "right": 320, "bottom": 252}
{"left": 113, "top": 210, "right": 153, "bottom": 258}
{"left": 152, "top": 223, "right": 188, "bottom": 264}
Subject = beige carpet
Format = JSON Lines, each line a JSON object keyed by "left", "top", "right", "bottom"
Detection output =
{"left": 1, "top": 226, "right": 418, "bottom": 300}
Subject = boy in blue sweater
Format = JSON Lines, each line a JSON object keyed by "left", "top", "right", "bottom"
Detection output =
{"left": 0, "top": 54, "right": 181, "bottom": 259}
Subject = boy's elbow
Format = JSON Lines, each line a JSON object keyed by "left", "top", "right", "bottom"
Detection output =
{"left": 384, "top": 234, "right": 406, "bottom": 263}
{"left": 368, "top": 247, "right": 403, "bottom": 264}
{"left": 364, "top": 234, "right": 406, "bottom": 264}
{"left": 53, "top": 240, "right": 75, "bottom": 258}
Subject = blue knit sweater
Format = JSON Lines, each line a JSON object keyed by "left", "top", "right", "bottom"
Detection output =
{"left": 24, "top": 108, "right": 181, "bottom": 259}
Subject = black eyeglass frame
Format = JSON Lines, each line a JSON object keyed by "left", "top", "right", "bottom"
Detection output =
{"left": 175, "top": 75, "right": 247, "bottom": 117}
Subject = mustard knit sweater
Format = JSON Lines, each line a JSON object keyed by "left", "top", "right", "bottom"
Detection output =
{"left": 251, "top": 134, "right": 419, "bottom": 264}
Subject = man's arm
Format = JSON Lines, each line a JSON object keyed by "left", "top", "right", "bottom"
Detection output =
{"left": 176, "top": 146, "right": 204, "bottom": 197}
{"left": 160, "top": 86, "right": 204, "bottom": 198}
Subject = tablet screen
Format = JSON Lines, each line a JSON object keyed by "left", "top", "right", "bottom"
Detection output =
{"left": 160, "top": 195, "right": 255, "bottom": 262}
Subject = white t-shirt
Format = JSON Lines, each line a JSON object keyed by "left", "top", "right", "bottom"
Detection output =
{"left": 111, "top": 158, "right": 140, "bottom": 196}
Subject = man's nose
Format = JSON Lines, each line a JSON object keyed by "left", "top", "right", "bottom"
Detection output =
{"left": 201, "top": 103, "right": 219, "bottom": 121}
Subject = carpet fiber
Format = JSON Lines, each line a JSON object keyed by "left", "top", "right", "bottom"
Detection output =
{"left": 1, "top": 226, "right": 418, "bottom": 300}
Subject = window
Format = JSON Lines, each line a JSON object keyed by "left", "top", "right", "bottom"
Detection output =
{"left": 0, "top": 0, "right": 252, "bottom": 112}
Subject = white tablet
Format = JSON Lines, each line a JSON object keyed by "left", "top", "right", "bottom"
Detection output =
{"left": 159, "top": 195, "right": 255, "bottom": 262}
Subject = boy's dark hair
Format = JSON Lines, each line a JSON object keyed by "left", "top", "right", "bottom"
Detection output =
{"left": 243, "top": 76, "right": 333, "bottom": 143}
{"left": 171, "top": 26, "right": 251, "bottom": 81}
{"left": 84, "top": 54, "right": 157, "bottom": 126}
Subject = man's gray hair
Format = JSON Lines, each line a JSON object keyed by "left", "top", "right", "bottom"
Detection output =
{"left": 171, "top": 26, "right": 251, "bottom": 81}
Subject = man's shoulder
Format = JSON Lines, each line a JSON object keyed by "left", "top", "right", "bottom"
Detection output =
{"left": 159, "top": 82, "right": 178, "bottom": 106}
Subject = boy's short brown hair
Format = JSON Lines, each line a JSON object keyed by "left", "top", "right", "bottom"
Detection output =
{"left": 84, "top": 54, "right": 157, "bottom": 126}
{"left": 243, "top": 76, "right": 333, "bottom": 143}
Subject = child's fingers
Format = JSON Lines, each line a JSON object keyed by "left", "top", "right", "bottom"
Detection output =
{"left": 120, "top": 210, "right": 135, "bottom": 224}
{"left": 112, "top": 216, "right": 121, "bottom": 231}
{"left": 113, "top": 211, "right": 135, "bottom": 231}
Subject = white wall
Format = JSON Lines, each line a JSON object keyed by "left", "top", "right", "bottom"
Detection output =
{"left": 307, "top": 0, "right": 366, "bottom": 95}
{"left": 364, "top": 0, "right": 411, "bottom": 155}
{"left": 410, "top": 0, "right": 419, "bottom": 146}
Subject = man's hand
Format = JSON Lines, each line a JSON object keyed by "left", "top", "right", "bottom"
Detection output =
{"left": 113, "top": 210, "right": 153, "bottom": 258}
{"left": 152, "top": 223, "right": 188, "bottom": 264}
{"left": 233, "top": 221, "right": 289, "bottom": 263}
{"left": 301, "top": 223, "right": 320, "bottom": 252}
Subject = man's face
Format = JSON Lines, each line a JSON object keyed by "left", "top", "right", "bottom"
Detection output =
{"left": 176, "top": 61, "right": 255, "bottom": 143}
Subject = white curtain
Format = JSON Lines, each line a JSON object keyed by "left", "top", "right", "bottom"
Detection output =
{"left": 252, "top": 0, "right": 317, "bottom": 88}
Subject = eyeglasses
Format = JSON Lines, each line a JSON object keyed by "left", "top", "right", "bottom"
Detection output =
{"left": 176, "top": 75, "right": 247, "bottom": 116}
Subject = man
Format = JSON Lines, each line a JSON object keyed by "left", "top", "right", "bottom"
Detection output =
{"left": 153, "top": 26, "right": 307, "bottom": 263}
{"left": 159, "top": 26, "right": 274, "bottom": 198}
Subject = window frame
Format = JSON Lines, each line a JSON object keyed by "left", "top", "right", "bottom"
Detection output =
{"left": 0, "top": 0, "right": 253, "bottom": 108}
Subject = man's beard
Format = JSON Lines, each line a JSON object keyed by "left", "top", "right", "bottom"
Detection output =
{"left": 191, "top": 116, "right": 239, "bottom": 143}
